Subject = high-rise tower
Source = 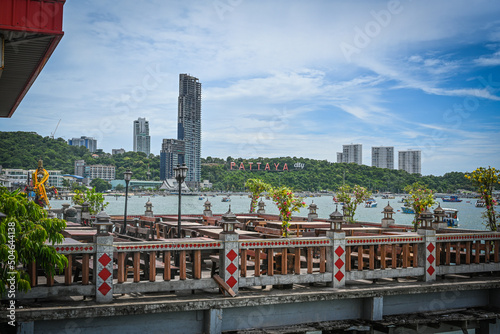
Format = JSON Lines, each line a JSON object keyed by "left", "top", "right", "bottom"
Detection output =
{"left": 177, "top": 74, "right": 201, "bottom": 184}
{"left": 398, "top": 150, "right": 421, "bottom": 174}
{"left": 133, "top": 117, "right": 150, "bottom": 155}
{"left": 372, "top": 146, "right": 394, "bottom": 169}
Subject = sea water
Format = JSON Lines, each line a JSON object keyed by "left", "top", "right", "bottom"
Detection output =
{"left": 49, "top": 195, "right": 492, "bottom": 231}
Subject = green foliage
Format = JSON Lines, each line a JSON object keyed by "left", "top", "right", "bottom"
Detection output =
{"left": 270, "top": 186, "right": 307, "bottom": 237}
{"left": 71, "top": 187, "right": 109, "bottom": 214}
{"left": 465, "top": 167, "right": 500, "bottom": 231}
{"left": 201, "top": 157, "right": 474, "bottom": 193}
{"left": 403, "top": 182, "right": 436, "bottom": 231}
{"left": 115, "top": 184, "right": 125, "bottom": 192}
{"left": 336, "top": 184, "right": 371, "bottom": 223}
{"left": 0, "top": 132, "right": 160, "bottom": 179}
{"left": 244, "top": 179, "right": 271, "bottom": 213}
{"left": 90, "top": 178, "right": 111, "bottom": 193}
{"left": 0, "top": 187, "right": 67, "bottom": 294}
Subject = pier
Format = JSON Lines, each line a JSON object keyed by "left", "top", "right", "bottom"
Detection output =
{"left": 2, "top": 204, "right": 500, "bottom": 333}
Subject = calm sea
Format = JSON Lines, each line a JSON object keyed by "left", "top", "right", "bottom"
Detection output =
{"left": 49, "top": 194, "right": 492, "bottom": 231}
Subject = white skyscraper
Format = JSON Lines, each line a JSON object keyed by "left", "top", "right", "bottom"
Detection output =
{"left": 372, "top": 146, "right": 394, "bottom": 169}
{"left": 133, "top": 117, "right": 150, "bottom": 155}
{"left": 398, "top": 150, "right": 421, "bottom": 174}
{"left": 341, "top": 144, "right": 362, "bottom": 164}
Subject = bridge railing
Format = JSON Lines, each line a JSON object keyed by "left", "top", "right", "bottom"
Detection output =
{"left": 435, "top": 232, "right": 500, "bottom": 275}
{"left": 10, "top": 230, "right": 500, "bottom": 302}
{"left": 238, "top": 238, "right": 333, "bottom": 288}
{"left": 344, "top": 235, "right": 425, "bottom": 280}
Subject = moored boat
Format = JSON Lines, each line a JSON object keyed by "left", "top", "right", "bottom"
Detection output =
{"left": 442, "top": 196, "right": 462, "bottom": 202}
{"left": 443, "top": 208, "right": 459, "bottom": 227}
{"left": 365, "top": 198, "right": 377, "bottom": 208}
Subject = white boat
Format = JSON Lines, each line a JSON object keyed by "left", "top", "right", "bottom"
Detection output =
{"left": 365, "top": 199, "right": 377, "bottom": 208}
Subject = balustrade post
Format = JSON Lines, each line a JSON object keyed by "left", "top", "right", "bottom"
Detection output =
{"left": 417, "top": 229, "right": 437, "bottom": 282}
{"left": 94, "top": 233, "right": 114, "bottom": 302}
{"left": 219, "top": 232, "right": 239, "bottom": 294}
{"left": 326, "top": 230, "right": 346, "bottom": 288}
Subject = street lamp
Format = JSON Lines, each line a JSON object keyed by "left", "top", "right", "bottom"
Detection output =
{"left": 123, "top": 169, "right": 132, "bottom": 234}
{"left": 174, "top": 163, "right": 188, "bottom": 238}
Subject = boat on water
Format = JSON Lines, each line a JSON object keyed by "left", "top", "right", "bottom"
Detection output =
{"left": 199, "top": 196, "right": 204, "bottom": 200}
{"left": 365, "top": 198, "right": 377, "bottom": 208}
{"left": 442, "top": 195, "right": 462, "bottom": 202}
{"left": 401, "top": 206, "right": 415, "bottom": 214}
{"left": 221, "top": 197, "right": 231, "bottom": 202}
{"left": 475, "top": 200, "right": 485, "bottom": 207}
{"left": 443, "top": 208, "right": 459, "bottom": 227}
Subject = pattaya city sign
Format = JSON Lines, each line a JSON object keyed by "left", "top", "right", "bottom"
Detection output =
{"left": 229, "top": 162, "right": 305, "bottom": 171}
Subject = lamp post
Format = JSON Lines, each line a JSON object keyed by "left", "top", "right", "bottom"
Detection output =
{"left": 123, "top": 169, "right": 132, "bottom": 234}
{"left": 174, "top": 163, "right": 188, "bottom": 238}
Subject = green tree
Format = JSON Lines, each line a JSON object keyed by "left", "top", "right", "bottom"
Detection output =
{"left": 90, "top": 178, "right": 111, "bottom": 193}
{"left": 71, "top": 187, "right": 109, "bottom": 214}
{"left": 0, "top": 187, "right": 67, "bottom": 294}
{"left": 115, "top": 184, "right": 125, "bottom": 192}
{"left": 336, "top": 184, "right": 371, "bottom": 223}
{"left": 465, "top": 167, "right": 500, "bottom": 231}
{"left": 403, "top": 182, "right": 436, "bottom": 231}
{"left": 270, "top": 186, "right": 306, "bottom": 237}
{"left": 245, "top": 179, "right": 271, "bottom": 213}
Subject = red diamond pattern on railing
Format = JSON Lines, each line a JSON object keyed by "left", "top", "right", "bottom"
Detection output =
{"left": 427, "top": 254, "right": 435, "bottom": 264}
{"left": 98, "top": 253, "right": 111, "bottom": 266}
{"left": 98, "top": 268, "right": 111, "bottom": 281}
{"left": 427, "top": 266, "right": 435, "bottom": 276}
{"left": 226, "top": 263, "right": 237, "bottom": 275}
{"left": 335, "top": 246, "right": 344, "bottom": 257}
{"left": 226, "top": 249, "right": 237, "bottom": 262}
{"left": 335, "top": 258, "right": 344, "bottom": 269}
{"left": 334, "top": 271, "right": 344, "bottom": 282}
{"left": 98, "top": 282, "right": 111, "bottom": 296}
{"left": 226, "top": 276, "right": 237, "bottom": 288}
{"left": 427, "top": 243, "right": 435, "bottom": 253}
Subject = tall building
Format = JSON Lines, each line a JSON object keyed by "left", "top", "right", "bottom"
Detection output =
{"left": 112, "top": 148, "right": 125, "bottom": 155}
{"left": 372, "top": 146, "right": 394, "bottom": 169}
{"left": 341, "top": 144, "right": 362, "bottom": 164}
{"left": 68, "top": 136, "right": 97, "bottom": 153}
{"left": 160, "top": 139, "right": 185, "bottom": 180}
{"left": 133, "top": 117, "right": 151, "bottom": 155}
{"left": 177, "top": 74, "right": 201, "bottom": 184}
{"left": 336, "top": 152, "right": 343, "bottom": 163}
{"left": 398, "top": 150, "right": 421, "bottom": 174}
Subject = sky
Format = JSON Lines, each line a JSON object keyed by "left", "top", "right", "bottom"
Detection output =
{"left": 1, "top": 0, "right": 500, "bottom": 176}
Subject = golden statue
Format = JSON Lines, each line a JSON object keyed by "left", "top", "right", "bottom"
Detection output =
{"left": 33, "top": 159, "right": 50, "bottom": 208}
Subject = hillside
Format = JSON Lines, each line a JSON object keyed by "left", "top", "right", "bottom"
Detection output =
{"left": 0, "top": 131, "right": 475, "bottom": 192}
{"left": 201, "top": 157, "right": 473, "bottom": 193}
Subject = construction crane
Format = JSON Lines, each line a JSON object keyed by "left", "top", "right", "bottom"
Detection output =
{"left": 50, "top": 119, "right": 61, "bottom": 139}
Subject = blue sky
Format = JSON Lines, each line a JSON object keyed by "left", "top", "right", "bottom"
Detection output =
{"left": 2, "top": 0, "right": 500, "bottom": 176}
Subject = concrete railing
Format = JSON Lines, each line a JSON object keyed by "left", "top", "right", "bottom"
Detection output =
{"left": 11, "top": 230, "right": 500, "bottom": 303}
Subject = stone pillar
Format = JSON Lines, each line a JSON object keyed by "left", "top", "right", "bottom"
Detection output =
{"left": 73, "top": 204, "right": 82, "bottom": 224}
{"left": 417, "top": 229, "right": 437, "bottom": 282}
{"left": 17, "top": 321, "right": 34, "bottom": 334}
{"left": 326, "top": 230, "right": 346, "bottom": 288}
{"left": 144, "top": 199, "right": 154, "bottom": 217}
{"left": 81, "top": 202, "right": 91, "bottom": 226}
{"left": 307, "top": 202, "right": 318, "bottom": 222}
{"left": 363, "top": 296, "right": 383, "bottom": 321}
{"left": 203, "top": 200, "right": 213, "bottom": 217}
{"left": 219, "top": 232, "right": 239, "bottom": 294}
{"left": 257, "top": 199, "right": 266, "bottom": 214}
{"left": 64, "top": 207, "right": 78, "bottom": 223}
{"left": 204, "top": 308, "right": 223, "bottom": 334}
{"left": 94, "top": 233, "right": 114, "bottom": 302}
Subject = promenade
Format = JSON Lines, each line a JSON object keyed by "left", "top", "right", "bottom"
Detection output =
{"left": 2, "top": 203, "right": 500, "bottom": 333}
